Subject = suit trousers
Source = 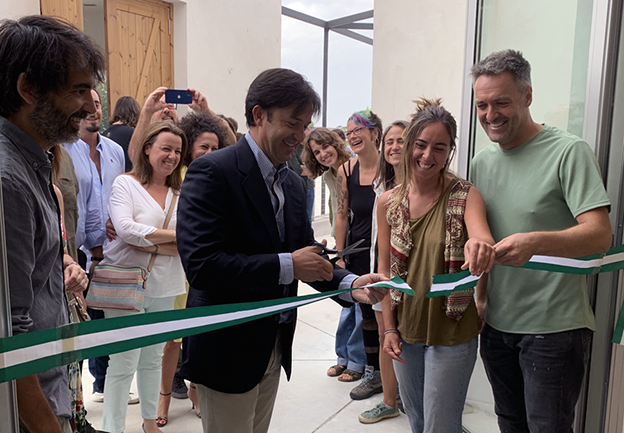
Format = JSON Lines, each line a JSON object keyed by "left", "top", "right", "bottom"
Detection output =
{"left": 197, "top": 332, "right": 283, "bottom": 433}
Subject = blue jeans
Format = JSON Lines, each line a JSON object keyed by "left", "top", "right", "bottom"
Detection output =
{"left": 480, "top": 323, "right": 591, "bottom": 433}
{"left": 393, "top": 336, "right": 478, "bottom": 433}
{"left": 306, "top": 188, "right": 314, "bottom": 224}
{"left": 335, "top": 304, "right": 366, "bottom": 373}
{"left": 87, "top": 307, "right": 109, "bottom": 393}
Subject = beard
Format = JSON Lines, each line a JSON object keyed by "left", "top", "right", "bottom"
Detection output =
{"left": 85, "top": 122, "right": 101, "bottom": 133}
{"left": 30, "top": 95, "right": 87, "bottom": 146}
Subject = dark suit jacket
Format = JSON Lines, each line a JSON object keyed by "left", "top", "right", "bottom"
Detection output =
{"left": 177, "top": 136, "right": 352, "bottom": 393}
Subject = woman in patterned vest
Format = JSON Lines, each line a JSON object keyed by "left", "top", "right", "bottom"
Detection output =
{"left": 376, "top": 98, "right": 495, "bottom": 433}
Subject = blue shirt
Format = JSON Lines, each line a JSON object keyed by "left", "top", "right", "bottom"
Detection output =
{"left": 245, "top": 132, "right": 293, "bottom": 284}
{"left": 91, "top": 134, "right": 125, "bottom": 224}
{"left": 64, "top": 134, "right": 124, "bottom": 253}
{"left": 64, "top": 140, "right": 105, "bottom": 250}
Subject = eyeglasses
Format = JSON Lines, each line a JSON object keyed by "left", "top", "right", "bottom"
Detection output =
{"left": 346, "top": 126, "right": 366, "bottom": 138}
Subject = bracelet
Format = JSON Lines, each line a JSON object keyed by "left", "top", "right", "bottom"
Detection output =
{"left": 154, "top": 244, "right": 160, "bottom": 254}
{"left": 64, "top": 261, "right": 79, "bottom": 270}
{"left": 384, "top": 329, "right": 399, "bottom": 336}
{"left": 91, "top": 256, "right": 104, "bottom": 262}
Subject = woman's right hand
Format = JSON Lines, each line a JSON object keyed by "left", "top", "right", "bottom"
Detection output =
{"left": 383, "top": 331, "right": 404, "bottom": 364}
{"left": 335, "top": 258, "right": 346, "bottom": 269}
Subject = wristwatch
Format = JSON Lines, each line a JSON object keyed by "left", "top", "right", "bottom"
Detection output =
{"left": 91, "top": 256, "right": 104, "bottom": 262}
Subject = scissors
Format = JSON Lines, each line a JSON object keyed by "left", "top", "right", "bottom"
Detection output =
{"left": 312, "top": 239, "right": 368, "bottom": 264}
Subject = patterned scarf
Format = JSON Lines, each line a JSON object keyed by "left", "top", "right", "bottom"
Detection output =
{"left": 387, "top": 178, "right": 473, "bottom": 321}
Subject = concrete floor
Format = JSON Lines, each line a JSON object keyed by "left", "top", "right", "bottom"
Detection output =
{"left": 82, "top": 216, "right": 499, "bottom": 433}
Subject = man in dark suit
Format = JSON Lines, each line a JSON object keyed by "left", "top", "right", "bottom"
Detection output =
{"left": 177, "top": 68, "right": 387, "bottom": 433}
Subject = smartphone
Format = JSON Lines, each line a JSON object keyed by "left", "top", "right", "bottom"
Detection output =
{"left": 165, "top": 89, "right": 192, "bottom": 104}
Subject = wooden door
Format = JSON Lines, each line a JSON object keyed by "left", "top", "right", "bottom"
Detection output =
{"left": 40, "top": 0, "right": 84, "bottom": 31}
{"left": 105, "top": 0, "right": 174, "bottom": 113}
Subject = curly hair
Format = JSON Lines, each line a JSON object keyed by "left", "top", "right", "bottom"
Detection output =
{"left": 177, "top": 111, "right": 229, "bottom": 166}
{"left": 302, "top": 128, "right": 352, "bottom": 179}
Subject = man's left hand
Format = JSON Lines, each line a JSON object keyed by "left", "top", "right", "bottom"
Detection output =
{"left": 351, "top": 273, "right": 389, "bottom": 304}
{"left": 493, "top": 232, "right": 536, "bottom": 267}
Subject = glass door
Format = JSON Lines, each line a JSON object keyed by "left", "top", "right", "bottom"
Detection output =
{"left": 461, "top": 1, "right": 623, "bottom": 431}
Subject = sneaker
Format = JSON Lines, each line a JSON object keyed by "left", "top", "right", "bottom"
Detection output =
{"left": 349, "top": 366, "right": 383, "bottom": 400}
{"left": 358, "top": 401, "right": 400, "bottom": 424}
{"left": 172, "top": 374, "right": 189, "bottom": 399}
{"left": 128, "top": 392, "right": 139, "bottom": 405}
{"left": 92, "top": 392, "right": 104, "bottom": 403}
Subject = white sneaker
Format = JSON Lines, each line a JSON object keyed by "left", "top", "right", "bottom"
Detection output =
{"left": 92, "top": 392, "right": 104, "bottom": 403}
{"left": 128, "top": 392, "right": 139, "bottom": 405}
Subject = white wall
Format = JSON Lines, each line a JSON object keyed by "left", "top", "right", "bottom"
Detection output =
{"left": 172, "top": 0, "right": 282, "bottom": 132}
{"left": 0, "top": 0, "right": 40, "bottom": 19}
{"left": 371, "top": 0, "right": 468, "bottom": 131}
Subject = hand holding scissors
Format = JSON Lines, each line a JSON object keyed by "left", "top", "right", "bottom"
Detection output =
{"left": 311, "top": 239, "right": 368, "bottom": 264}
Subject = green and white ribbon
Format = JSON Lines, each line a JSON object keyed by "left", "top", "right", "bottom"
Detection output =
{"left": 428, "top": 244, "right": 624, "bottom": 298}
{"left": 375, "top": 276, "right": 414, "bottom": 295}
{"left": 0, "top": 279, "right": 412, "bottom": 383}
{"left": 613, "top": 304, "right": 624, "bottom": 345}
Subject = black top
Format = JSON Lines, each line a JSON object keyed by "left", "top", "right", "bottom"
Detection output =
{"left": 345, "top": 160, "right": 375, "bottom": 275}
{"left": 102, "top": 124, "right": 134, "bottom": 172}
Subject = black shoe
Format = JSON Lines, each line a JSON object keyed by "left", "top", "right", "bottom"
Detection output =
{"left": 84, "top": 420, "right": 107, "bottom": 433}
{"left": 172, "top": 374, "right": 189, "bottom": 399}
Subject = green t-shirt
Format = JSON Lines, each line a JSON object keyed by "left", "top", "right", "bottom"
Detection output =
{"left": 469, "top": 125, "right": 610, "bottom": 334}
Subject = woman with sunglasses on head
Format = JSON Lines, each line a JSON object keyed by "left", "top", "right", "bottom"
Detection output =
{"left": 331, "top": 110, "right": 383, "bottom": 399}
{"left": 358, "top": 120, "right": 408, "bottom": 424}
{"left": 377, "top": 99, "right": 495, "bottom": 433}
{"left": 301, "top": 127, "right": 352, "bottom": 239}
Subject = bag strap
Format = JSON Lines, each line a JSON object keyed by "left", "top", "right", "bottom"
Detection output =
{"left": 146, "top": 192, "right": 179, "bottom": 273}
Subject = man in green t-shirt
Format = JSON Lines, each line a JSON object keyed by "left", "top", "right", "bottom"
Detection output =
{"left": 468, "top": 49, "right": 612, "bottom": 433}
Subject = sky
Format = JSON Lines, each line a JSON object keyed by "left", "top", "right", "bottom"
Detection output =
{"left": 281, "top": 0, "right": 374, "bottom": 129}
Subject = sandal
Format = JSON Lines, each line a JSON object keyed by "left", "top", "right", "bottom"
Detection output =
{"left": 157, "top": 392, "right": 171, "bottom": 427}
{"left": 327, "top": 364, "right": 347, "bottom": 377}
{"left": 188, "top": 384, "right": 201, "bottom": 418}
{"left": 337, "top": 369, "right": 363, "bottom": 382}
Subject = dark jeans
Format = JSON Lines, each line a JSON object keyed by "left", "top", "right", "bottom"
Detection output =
{"left": 360, "top": 302, "right": 379, "bottom": 370}
{"left": 480, "top": 323, "right": 592, "bottom": 433}
{"left": 87, "top": 307, "right": 110, "bottom": 393}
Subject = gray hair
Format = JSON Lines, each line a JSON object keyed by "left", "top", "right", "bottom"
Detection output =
{"left": 471, "top": 49, "right": 532, "bottom": 93}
